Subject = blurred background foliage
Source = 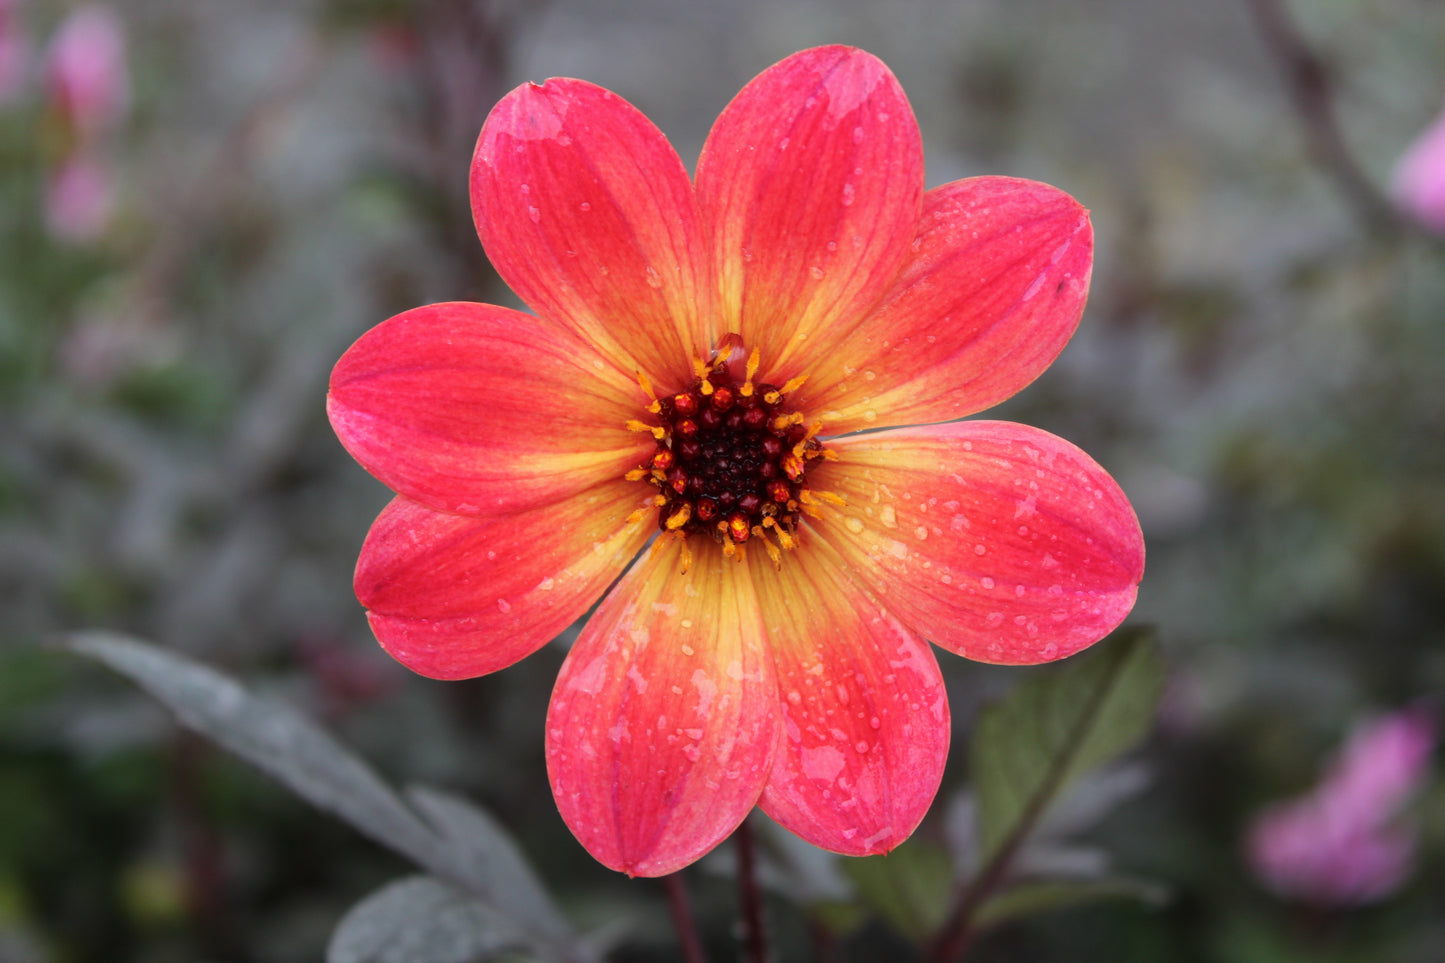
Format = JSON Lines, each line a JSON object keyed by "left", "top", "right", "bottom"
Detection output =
{"left": 2, "top": 0, "right": 1444, "bottom": 960}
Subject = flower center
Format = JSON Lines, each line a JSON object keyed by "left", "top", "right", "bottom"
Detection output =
{"left": 626, "top": 334, "right": 835, "bottom": 566}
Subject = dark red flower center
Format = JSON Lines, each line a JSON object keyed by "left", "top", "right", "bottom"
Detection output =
{"left": 627, "top": 335, "right": 832, "bottom": 562}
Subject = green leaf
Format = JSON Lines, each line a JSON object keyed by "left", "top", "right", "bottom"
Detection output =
{"left": 971, "top": 876, "right": 1169, "bottom": 929}
{"left": 841, "top": 839, "right": 953, "bottom": 942}
{"left": 972, "top": 628, "right": 1164, "bottom": 866}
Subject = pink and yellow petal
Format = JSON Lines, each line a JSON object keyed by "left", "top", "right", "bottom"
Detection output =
{"left": 546, "top": 538, "right": 779, "bottom": 877}
{"left": 357, "top": 484, "right": 653, "bottom": 680}
{"left": 328, "top": 301, "right": 652, "bottom": 516}
{"left": 802, "top": 178, "right": 1093, "bottom": 434}
{"left": 753, "top": 538, "right": 948, "bottom": 856}
{"left": 695, "top": 45, "right": 923, "bottom": 380}
{"left": 810, "top": 422, "right": 1143, "bottom": 664}
{"left": 472, "top": 78, "right": 713, "bottom": 387}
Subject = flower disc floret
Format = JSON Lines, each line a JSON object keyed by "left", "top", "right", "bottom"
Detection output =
{"left": 629, "top": 335, "right": 829, "bottom": 557}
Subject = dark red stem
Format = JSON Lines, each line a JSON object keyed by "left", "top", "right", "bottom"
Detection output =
{"left": 736, "top": 817, "right": 770, "bottom": 963}
{"left": 663, "top": 872, "right": 710, "bottom": 963}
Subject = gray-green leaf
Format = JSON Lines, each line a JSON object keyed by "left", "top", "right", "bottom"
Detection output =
{"left": 65, "top": 631, "right": 440, "bottom": 868}
{"left": 972, "top": 628, "right": 1164, "bottom": 866}
{"left": 326, "top": 875, "right": 518, "bottom": 963}
{"left": 406, "top": 786, "right": 572, "bottom": 942}
{"left": 972, "top": 876, "right": 1169, "bottom": 929}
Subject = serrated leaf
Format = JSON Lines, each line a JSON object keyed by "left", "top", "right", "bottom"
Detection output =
{"left": 841, "top": 839, "right": 953, "bottom": 942}
{"left": 971, "top": 876, "right": 1169, "bottom": 929}
{"left": 973, "top": 629, "right": 1163, "bottom": 865}
{"left": 406, "top": 786, "right": 571, "bottom": 942}
{"left": 66, "top": 632, "right": 440, "bottom": 868}
{"left": 326, "top": 875, "right": 517, "bottom": 963}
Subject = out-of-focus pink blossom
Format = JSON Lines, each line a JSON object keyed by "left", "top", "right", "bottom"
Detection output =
{"left": 1247, "top": 709, "right": 1436, "bottom": 906}
{"left": 45, "top": 4, "right": 127, "bottom": 140}
{"left": 45, "top": 152, "right": 113, "bottom": 242}
{"left": 0, "top": 0, "right": 29, "bottom": 102}
{"left": 1392, "top": 100, "right": 1445, "bottom": 234}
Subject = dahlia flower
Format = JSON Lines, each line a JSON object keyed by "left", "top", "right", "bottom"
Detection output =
{"left": 1247, "top": 709, "right": 1436, "bottom": 905}
{"left": 1393, "top": 97, "right": 1445, "bottom": 234}
{"left": 329, "top": 45, "right": 1145, "bottom": 876}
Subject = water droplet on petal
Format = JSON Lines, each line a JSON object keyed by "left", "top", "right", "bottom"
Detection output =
{"left": 527, "top": 206, "right": 541, "bottom": 223}
{"left": 841, "top": 182, "right": 855, "bottom": 206}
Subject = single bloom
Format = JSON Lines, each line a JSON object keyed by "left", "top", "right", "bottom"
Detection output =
{"left": 44, "top": 151, "right": 113, "bottom": 242}
{"left": 1392, "top": 97, "right": 1445, "bottom": 234}
{"left": 329, "top": 45, "right": 1145, "bottom": 876}
{"left": 44, "top": 3, "right": 127, "bottom": 142}
{"left": 1246, "top": 709, "right": 1436, "bottom": 906}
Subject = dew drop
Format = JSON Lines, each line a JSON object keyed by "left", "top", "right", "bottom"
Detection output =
{"left": 973, "top": 543, "right": 987, "bottom": 556}
{"left": 810, "top": 265, "right": 825, "bottom": 279}
{"left": 863, "top": 409, "right": 877, "bottom": 422}
{"left": 496, "top": 598, "right": 512, "bottom": 613}
{"left": 854, "top": 740, "right": 871, "bottom": 754}
{"left": 844, "top": 517, "right": 865, "bottom": 534}
{"left": 579, "top": 201, "right": 592, "bottom": 212}
{"left": 914, "top": 525, "right": 928, "bottom": 540}
{"left": 527, "top": 206, "right": 541, "bottom": 223}
{"left": 880, "top": 506, "right": 897, "bottom": 528}
{"left": 852, "top": 125, "right": 865, "bottom": 144}
{"left": 645, "top": 265, "right": 663, "bottom": 288}
{"left": 981, "top": 576, "right": 995, "bottom": 589}
{"left": 540, "top": 577, "right": 555, "bottom": 591}
{"left": 841, "top": 182, "right": 856, "bottom": 206}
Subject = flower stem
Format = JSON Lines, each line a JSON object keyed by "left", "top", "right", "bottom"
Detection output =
{"left": 663, "top": 871, "right": 710, "bottom": 963}
{"left": 735, "top": 816, "right": 769, "bottom": 963}
{"left": 1243, "top": 0, "right": 1400, "bottom": 234}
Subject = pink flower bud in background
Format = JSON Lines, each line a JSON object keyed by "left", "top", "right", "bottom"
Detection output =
{"left": 0, "top": 0, "right": 29, "bottom": 102}
{"left": 1392, "top": 100, "right": 1445, "bottom": 234}
{"left": 44, "top": 3, "right": 127, "bottom": 140}
{"left": 45, "top": 152, "right": 113, "bottom": 242}
{"left": 1246, "top": 709, "right": 1436, "bottom": 906}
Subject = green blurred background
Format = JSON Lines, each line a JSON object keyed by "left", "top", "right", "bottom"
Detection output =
{"left": 2, "top": 0, "right": 1443, "bottom": 960}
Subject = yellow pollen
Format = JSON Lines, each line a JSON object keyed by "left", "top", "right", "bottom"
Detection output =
{"left": 779, "top": 375, "right": 808, "bottom": 394}
{"left": 636, "top": 371, "right": 657, "bottom": 401}
{"left": 665, "top": 503, "right": 692, "bottom": 530}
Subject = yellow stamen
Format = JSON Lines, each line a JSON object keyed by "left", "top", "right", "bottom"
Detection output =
{"left": 636, "top": 371, "right": 657, "bottom": 401}
{"left": 779, "top": 374, "right": 808, "bottom": 395}
{"left": 758, "top": 530, "right": 782, "bottom": 569}
{"left": 625, "top": 467, "right": 649, "bottom": 481}
{"left": 774, "top": 528, "right": 796, "bottom": 551}
{"left": 678, "top": 537, "right": 692, "bottom": 575}
{"left": 800, "top": 488, "right": 847, "bottom": 508}
{"left": 665, "top": 503, "right": 692, "bottom": 530}
{"left": 626, "top": 420, "right": 667, "bottom": 440}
